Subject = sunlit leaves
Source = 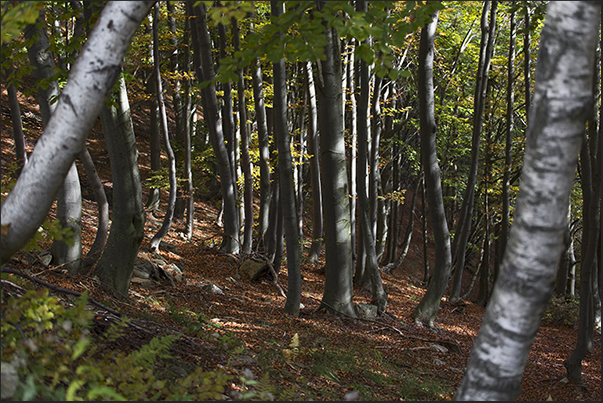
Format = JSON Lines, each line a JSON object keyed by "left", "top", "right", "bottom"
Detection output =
{"left": 0, "top": 1, "right": 43, "bottom": 44}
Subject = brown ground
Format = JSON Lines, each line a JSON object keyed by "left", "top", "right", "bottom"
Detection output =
{"left": 1, "top": 83, "right": 601, "bottom": 401}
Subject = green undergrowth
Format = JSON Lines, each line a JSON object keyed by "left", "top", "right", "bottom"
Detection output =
{"left": 0, "top": 286, "right": 231, "bottom": 401}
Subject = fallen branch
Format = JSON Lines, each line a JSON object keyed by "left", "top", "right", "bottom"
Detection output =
{"left": 1, "top": 267, "right": 122, "bottom": 317}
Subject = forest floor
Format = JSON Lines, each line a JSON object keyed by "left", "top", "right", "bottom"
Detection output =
{"left": 1, "top": 84, "right": 601, "bottom": 401}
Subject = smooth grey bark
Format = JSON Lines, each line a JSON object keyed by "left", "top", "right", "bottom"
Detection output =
{"left": 25, "top": 9, "right": 82, "bottom": 273}
{"left": 455, "top": 2, "right": 599, "bottom": 399}
{"left": 450, "top": 1, "right": 497, "bottom": 303}
{"left": 1, "top": 1, "right": 152, "bottom": 265}
{"left": 251, "top": 50, "right": 271, "bottom": 247}
{"left": 315, "top": 2, "right": 356, "bottom": 318}
{"left": 271, "top": 0, "right": 301, "bottom": 316}
{"left": 345, "top": 40, "right": 358, "bottom": 264}
{"left": 149, "top": 3, "right": 178, "bottom": 253}
{"left": 233, "top": 17, "right": 254, "bottom": 255}
{"left": 95, "top": 76, "right": 145, "bottom": 298}
{"left": 411, "top": 9, "right": 452, "bottom": 326}
{"left": 305, "top": 61, "right": 323, "bottom": 265}
{"left": 145, "top": 31, "right": 161, "bottom": 212}
{"left": 189, "top": 2, "right": 239, "bottom": 254}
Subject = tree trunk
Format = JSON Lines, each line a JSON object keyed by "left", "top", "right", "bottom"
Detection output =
{"left": 145, "top": 73, "right": 161, "bottom": 212}
{"left": 251, "top": 45, "right": 271, "bottom": 247}
{"left": 271, "top": 0, "right": 301, "bottom": 316}
{"left": 450, "top": 1, "right": 497, "bottom": 303}
{"left": 315, "top": 3, "right": 356, "bottom": 318}
{"left": 189, "top": 2, "right": 239, "bottom": 254}
{"left": 149, "top": 3, "right": 178, "bottom": 253}
{"left": 6, "top": 78, "right": 28, "bottom": 172}
{"left": 95, "top": 75, "right": 146, "bottom": 298}
{"left": 79, "top": 145, "right": 108, "bottom": 271}
{"left": 305, "top": 61, "right": 323, "bottom": 265}
{"left": 1, "top": 0, "right": 152, "bottom": 283}
{"left": 411, "top": 9, "right": 453, "bottom": 327}
{"left": 25, "top": 10, "right": 83, "bottom": 273}
{"left": 233, "top": 17, "right": 254, "bottom": 255}
{"left": 455, "top": 3, "right": 599, "bottom": 399}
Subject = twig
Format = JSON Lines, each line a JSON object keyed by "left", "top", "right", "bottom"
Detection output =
{"left": 1, "top": 267, "right": 122, "bottom": 317}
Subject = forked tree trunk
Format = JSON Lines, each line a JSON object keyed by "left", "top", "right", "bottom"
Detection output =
{"left": 455, "top": 2, "right": 599, "bottom": 399}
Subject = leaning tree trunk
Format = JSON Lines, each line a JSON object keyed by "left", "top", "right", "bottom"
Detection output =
{"left": 455, "top": 2, "right": 599, "bottom": 399}
{"left": 25, "top": 10, "right": 83, "bottom": 273}
{"left": 315, "top": 2, "right": 356, "bottom": 318}
{"left": 271, "top": 0, "right": 301, "bottom": 316}
{"left": 6, "top": 74, "right": 28, "bottom": 172}
{"left": 189, "top": 2, "right": 239, "bottom": 254}
{"left": 411, "top": 9, "right": 453, "bottom": 327}
{"left": 149, "top": 3, "right": 178, "bottom": 253}
{"left": 1, "top": 1, "right": 152, "bottom": 266}
{"left": 450, "top": 0, "right": 497, "bottom": 303}
{"left": 95, "top": 75, "right": 146, "bottom": 298}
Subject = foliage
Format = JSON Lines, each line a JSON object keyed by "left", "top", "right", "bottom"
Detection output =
{"left": 541, "top": 296, "right": 580, "bottom": 328}
{"left": 0, "top": 287, "right": 232, "bottom": 401}
{"left": 0, "top": 1, "right": 43, "bottom": 44}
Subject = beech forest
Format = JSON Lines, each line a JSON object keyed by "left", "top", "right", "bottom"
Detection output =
{"left": 0, "top": 1, "right": 601, "bottom": 401}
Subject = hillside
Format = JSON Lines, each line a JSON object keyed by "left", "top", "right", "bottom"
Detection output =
{"left": 1, "top": 84, "right": 601, "bottom": 401}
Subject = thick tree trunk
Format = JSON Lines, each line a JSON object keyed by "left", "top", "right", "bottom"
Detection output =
{"left": 455, "top": 3, "right": 599, "bottom": 399}
{"left": 315, "top": 2, "right": 355, "bottom": 318}
{"left": 189, "top": 2, "right": 239, "bottom": 254}
{"left": 95, "top": 76, "right": 146, "bottom": 298}
{"left": 149, "top": 3, "right": 178, "bottom": 253}
{"left": 411, "top": 9, "right": 453, "bottom": 326}
{"left": 271, "top": 1, "right": 301, "bottom": 316}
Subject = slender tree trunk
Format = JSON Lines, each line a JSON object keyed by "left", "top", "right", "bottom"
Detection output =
{"left": 421, "top": 173, "right": 431, "bottom": 284}
{"left": 450, "top": 1, "right": 497, "bottom": 303}
{"left": 346, "top": 40, "right": 358, "bottom": 264}
{"left": 305, "top": 61, "right": 323, "bottom": 265}
{"left": 233, "top": 17, "right": 254, "bottom": 255}
{"left": 271, "top": 0, "right": 301, "bottom": 316}
{"left": 149, "top": 3, "right": 178, "bottom": 253}
{"left": 412, "top": 9, "right": 453, "bottom": 326}
{"left": 145, "top": 73, "right": 162, "bottom": 212}
{"left": 455, "top": 3, "right": 599, "bottom": 399}
{"left": 315, "top": 1, "right": 355, "bottom": 317}
{"left": 182, "top": 22, "right": 194, "bottom": 241}
{"left": 6, "top": 78, "right": 28, "bottom": 172}
{"left": 189, "top": 2, "right": 239, "bottom": 254}
{"left": 251, "top": 47, "right": 271, "bottom": 247}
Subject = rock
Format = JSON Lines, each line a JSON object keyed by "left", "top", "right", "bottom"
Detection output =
{"left": 164, "top": 264, "right": 184, "bottom": 282}
{"left": 239, "top": 259, "right": 269, "bottom": 280}
{"left": 354, "top": 303, "right": 378, "bottom": 319}
{"left": 201, "top": 282, "right": 224, "bottom": 295}
{"left": 159, "top": 241, "right": 179, "bottom": 254}
{"left": 429, "top": 343, "right": 449, "bottom": 353}
{"left": 1, "top": 362, "right": 18, "bottom": 400}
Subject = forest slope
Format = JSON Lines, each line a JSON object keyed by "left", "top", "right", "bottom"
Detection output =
{"left": 1, "top": 85, "right": 600, "bottom": 401}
